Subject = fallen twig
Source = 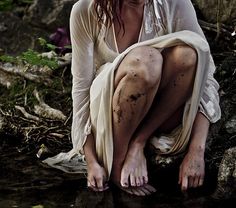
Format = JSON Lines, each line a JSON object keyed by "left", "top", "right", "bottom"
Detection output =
{"left": 15, "top": 105, "right": 41, "bottom": 122}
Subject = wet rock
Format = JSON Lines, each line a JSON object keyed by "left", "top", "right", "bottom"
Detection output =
{"left": 36, "top": 144, "right": 51, "bottom": 160}
{"left": 192, "top": 0, "right": 236, "bottom": 25}
{"left": 0, "top": 12, "right": 48, "bottom": 55}
{"left": 212, "top": 147, "right": 236, "bottom": 199}
{"left": 0, "top": 70, "right": 16, "bottom": 88}
{"left": 0, "top": 22, "right": 7, "bottom": 32}
{"left": 225, "top": 115, "right": 236, "bottom": 134}
{"left": 23, "top": 0, "right": 77, "bottom": 31}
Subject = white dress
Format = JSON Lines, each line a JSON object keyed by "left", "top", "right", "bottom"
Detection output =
{"left": 44, "top": 0, "right": 221, "bottom": 176}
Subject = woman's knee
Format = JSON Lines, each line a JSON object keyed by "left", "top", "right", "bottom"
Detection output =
{"left": 124, "top": 46, "right": 163, "bottom": 87}
{"left": 168, "top": 45, "right": 197, "bottom": 72}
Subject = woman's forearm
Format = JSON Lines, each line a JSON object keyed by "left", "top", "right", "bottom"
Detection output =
{"left": 188, "top": 112, "right": 210, "bottom": 153}
{"left": 84, "top": 133, "right": 99, "bottom": 165}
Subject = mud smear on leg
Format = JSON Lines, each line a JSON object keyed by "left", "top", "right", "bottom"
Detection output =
{"left": 115, "top": 89, "right": 123, "bottom": 123}
{"left": 129, "top": 92, "right": 145, "bottom": 102}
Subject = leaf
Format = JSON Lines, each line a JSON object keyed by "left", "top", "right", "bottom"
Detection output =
{"left": 32, "top": 205, "right": 44, "bottom": 208}
{"left": 0, "top": 55, "right": 17, "bottom": 63}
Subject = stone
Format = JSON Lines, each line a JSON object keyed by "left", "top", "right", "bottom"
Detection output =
{"left": 191, "top": 0, "right": 236, "bottom": 24}
{"left": 225, "top": 115, "right": 236, "bottom": 134}
{"left": 0, "top": 12, "right": 48, "bottom": 55}
{"left": 212, "top": 147, "right": 236, "bottom": 199}
{"left": 23, "top": 0, "right": 78, "bottom": 31}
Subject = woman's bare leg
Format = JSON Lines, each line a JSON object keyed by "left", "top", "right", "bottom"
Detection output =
{"left": 111, "top": 46, "right": 163, "bottom": 195}
{"left": 120, "top": 45, "right": 198, "bottom": 190}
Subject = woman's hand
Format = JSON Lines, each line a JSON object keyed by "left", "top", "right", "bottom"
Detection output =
{"left": 84, "top": 134, "right": 109, "bottom": 192}
{"left": 178, "top": 149, "right": 205, "bottom": 191}
{"left": 178, "top": 112, "right": 209, "bottom": 191}
{"left": 87, "top": 162, "right": 109, "bottom": 192}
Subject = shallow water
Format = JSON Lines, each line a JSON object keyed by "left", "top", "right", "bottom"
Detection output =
{"left": 0, "top": 137, "right": 235, "bottom": 208}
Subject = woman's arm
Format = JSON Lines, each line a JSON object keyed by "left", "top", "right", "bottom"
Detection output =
{"left": 70, "top": 0, "right": 108, "bottom": 191}
{"left": 179, "top": 112, "right": 209, "bottom": 191}
{"left": 70, "top": 0, "right": 95, "bottom": 154}
{"left": 168, "top": 0, "right": 221, "bottom": 190}
{"left": 84, "top": 134, "right": 109, "bottom": 191}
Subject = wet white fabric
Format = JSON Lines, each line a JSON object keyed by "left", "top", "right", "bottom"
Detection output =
{"left": 43, "top": 0, "right": 221, "bottom": 175}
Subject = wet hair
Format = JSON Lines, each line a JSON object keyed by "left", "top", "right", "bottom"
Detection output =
{"left": 94, "top": 0, "right": 123, "bottom": 30}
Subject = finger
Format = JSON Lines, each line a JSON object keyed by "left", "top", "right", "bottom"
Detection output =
{"left": 178, "top": 167, "right": 182, "bottom": 184}
{"left": 88, "top": 177, "right": 96, "bottom": 188}
{"left": 96, "top": 177, "right": 104, "bottom": 191}
{"left": 193, "top": 176, "right": 200, "bottom": 188}
{"left": 199, "top": 177, "right": 204, "bottom": 186}
{"left": 103, "top": 183, "right": 110, "bottom": 191}
{"left": 130, "top": 174, "right": 136, "bottom": 187}
{"left": 181, "top": 175, "right": 188, "bottom": 191}
{"left": 87, "top": 180, "right": 99, "bottom": 192}
{"left": 188, "top": 176, "right": 194, "bottom": 188}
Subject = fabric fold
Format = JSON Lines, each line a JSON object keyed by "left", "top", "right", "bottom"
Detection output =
{"left": 44, "top": 30, "right": 214, "bottom": 176}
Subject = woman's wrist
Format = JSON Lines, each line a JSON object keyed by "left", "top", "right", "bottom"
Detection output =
{"left": 188, "top": 142, "right": 205, "bottom": 155}
{"left": 187, "top": 112, "right": 210, "bottom": 155}
{"left": 83, "top": 134, "right": 99, "bottom": 165}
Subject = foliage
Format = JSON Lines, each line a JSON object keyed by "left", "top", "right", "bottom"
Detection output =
{"left": 38, "top": 38, "right": 57, "bottom": 52}
{"left": 20, "top": 49, "right": 58, "bottom": 69}
{"left": 0, "top": 49, "right": 59, "bottom": 70}
{"left": 0, "top": 0, "right": 33, "bottom": 11}
{"left": 0, "top": 54, "right": 17, "bottom": 63}
{"left": 0, "top": 37, "right": 60, "bottom": 69}
{"left": 32, "top": 205, "right": 44, "bottom": 208}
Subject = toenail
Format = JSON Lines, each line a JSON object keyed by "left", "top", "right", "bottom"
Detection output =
{"left": 123, "top": 182, "right": 128, "bottom": 187}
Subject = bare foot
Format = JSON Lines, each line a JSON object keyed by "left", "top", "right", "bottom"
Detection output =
{"left": 87, "top": 162, "right": 109, "bottom": 192}
{"left": 111, "top": 166, "right": 156, "bottom": 196}
{"left": 120, "top": 142, "right": 149, "bottom": 187}
{"left": 111, "top": 142, "right": 156, "bottom": 196}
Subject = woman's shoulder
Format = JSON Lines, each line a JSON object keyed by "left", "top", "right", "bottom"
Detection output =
{"left": 71, "top": 0, "right": 94, "bottom": 16}
{"left": 164, "top": 0, "right": 191, "bottom": 6}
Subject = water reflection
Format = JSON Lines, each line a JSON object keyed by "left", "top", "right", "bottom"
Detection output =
{"left": 0, "top": 139, "right": 235, "bottom": 208}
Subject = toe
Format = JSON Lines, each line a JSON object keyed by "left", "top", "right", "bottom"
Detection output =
{"left": 136, "top": 177, "right": 141, "bottom": 187}
{"left": 143, "top": 175, "right": 148, "bottom": 184}
{"left": 130, "top": 174, "right": 136, "bottom": 187}
{"left": 120, "top": 170, "right": 129, "bottom": 187}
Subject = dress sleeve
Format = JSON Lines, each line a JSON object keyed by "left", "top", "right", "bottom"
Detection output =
{"left": 166, "top": 0, "right": 221, "bottom": 123}
{"left": 70, "top": 0, "right": 96, "bottom": 154}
